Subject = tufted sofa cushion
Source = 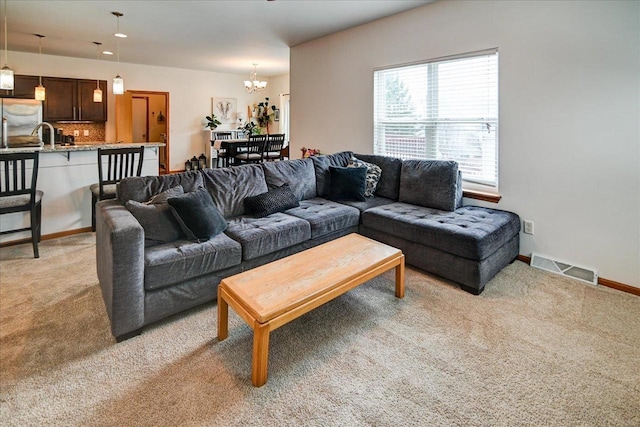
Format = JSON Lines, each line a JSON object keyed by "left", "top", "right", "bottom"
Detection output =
{"left": 143, "top": 232, "right": 242, "bottom": 290}
{"left": 118, "top": 171, "right": 203, "bottom": 204}
{"left": 261, "top": 158, "right": 317, "bottom": 201}
{"left": 353, "top": 154, "right": 403, "bottom": 200}
{"left": 225, "top": 212, "right": 311, "bottom": 260}
{"left": 362, "top": 203, "right": 520, "bottom": 261}
{"left": 201, "top": 164, "right": 268, "bottom": 218}
{"left": 399, "top": 160, "right": 462, "bottom": 211}
{"left": 285, "top": 197, "right": 360, "bottom": 239}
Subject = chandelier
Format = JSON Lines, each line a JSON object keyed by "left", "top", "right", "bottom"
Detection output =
{"left": 244, "top": 63, "right": 267, "bottom": 93}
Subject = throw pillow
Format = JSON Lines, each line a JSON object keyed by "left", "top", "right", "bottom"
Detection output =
{"left": 125, "top": 185, "right": 185, "bottom": 246}
{"left": 328, "top": 166, "right": 367, "bottom": 202}
{"left": 244, "top": 184, "right": 300, "bottom": 218}
{"left": 167, "top": 187, "right": 227, "bottom": 242}
{"left": 348, "top": 156, "right": 382, "bottom": 197}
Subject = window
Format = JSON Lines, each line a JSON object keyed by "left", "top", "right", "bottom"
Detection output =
{"left": 374, "top": 49, "right": 499, "bottom": 191}
{"left": 280, "top": 93, "right": 290, "bottom": 144}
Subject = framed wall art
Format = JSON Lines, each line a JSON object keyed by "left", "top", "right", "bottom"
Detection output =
{"left": 211, "top": 98, "right": 237, "bottom": 124}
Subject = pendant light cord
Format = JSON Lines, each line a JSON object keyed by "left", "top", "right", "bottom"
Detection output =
{"left": 38, "top": 35, "right": 42, "bottom": 85}
{"left": 94, "top": 42, "right": 101, "bottom": 88}
{"left": 3, "top": 0, "right": 8, "bottom": 66}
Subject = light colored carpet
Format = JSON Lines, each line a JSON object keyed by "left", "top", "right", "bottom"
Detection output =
{"left": 1, "top": 233, "right": 639, "bottom": 426}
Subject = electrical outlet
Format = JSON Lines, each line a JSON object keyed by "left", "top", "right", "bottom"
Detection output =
{"left": 83, "top": 130, "right": 89, "bottom": 136}
{"left": 73, "top": 130, "right": 80, "bottom": 137}
{"left": 523, "top": 220, "right": 534, "bottom": 235}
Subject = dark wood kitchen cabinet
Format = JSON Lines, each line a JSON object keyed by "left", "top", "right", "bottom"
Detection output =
{"left": 78, "top": 79, "right": 108, "bottom": 121}
{"left": 0, "top": 75, "right": 41, "bottom": 98}
{"left": 42, "top": 77, "right": 107, "bottom": 121}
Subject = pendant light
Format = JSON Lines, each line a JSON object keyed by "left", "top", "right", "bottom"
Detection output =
{"left": 111, "top": 12, "right": 124, "bottom": 95}
{"left": 0, "top": 0, "right": 14, "bottom": 90}
{"left": 93, "top": 42, "right": 103, "bottom": 102}
{"left": 34, "top": 34, "right": 45, "bottom": 101}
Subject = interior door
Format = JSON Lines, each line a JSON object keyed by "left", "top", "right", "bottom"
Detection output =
{"left": 132, "top": 97, "right": 148, "bottom": 143}
{"left": 116, "top": 90, "right": 169, "bottom": 174}
{"left": 115, "top": 91, "right": 133, "bottom": 142}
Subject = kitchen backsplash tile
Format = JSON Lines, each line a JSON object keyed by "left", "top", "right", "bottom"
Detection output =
{"left": 54, "top": 123, "right": 105, "bottom": 143}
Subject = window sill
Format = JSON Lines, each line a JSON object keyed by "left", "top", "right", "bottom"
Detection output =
{"left": 463, "top": 190, "right": 502, "bottom": 203}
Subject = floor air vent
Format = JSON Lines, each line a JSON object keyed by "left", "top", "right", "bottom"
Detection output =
{"left": 530, "top": 253, "right": 598, "bottom": 285}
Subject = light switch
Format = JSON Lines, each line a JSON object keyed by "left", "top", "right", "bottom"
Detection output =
{"left": 83, "top": 130, "right": 90, "bottom": 136}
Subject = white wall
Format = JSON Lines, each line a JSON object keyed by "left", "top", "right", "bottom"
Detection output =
{"left": 7, "top": 51, "right": 287, "bottom": 172}
{"left": 290, "top": 0, "right": 640, "bottom": 288}
{"left": 265, "top": 73, "right": 290, "bottom": 135}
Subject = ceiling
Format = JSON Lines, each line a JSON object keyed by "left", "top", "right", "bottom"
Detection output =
{"left": 2, "top": 0, "right": 432, "bottom": 77}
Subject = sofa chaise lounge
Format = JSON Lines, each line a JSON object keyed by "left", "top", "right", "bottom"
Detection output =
{"left": 96, "top": 151, "right": 520, "bottom": 341}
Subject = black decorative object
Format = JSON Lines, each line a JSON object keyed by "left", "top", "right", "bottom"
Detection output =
{"left": 198, "top": 153, "right": 207, "bottom": 169}
{"left": 328, "top": 166, "right": 367, "bottom": 202}
{"left": 243, "top": 184, "right": 299, "bottom": 218}
{"left": 167, "top": 187, "right": 227, "bottom": 242}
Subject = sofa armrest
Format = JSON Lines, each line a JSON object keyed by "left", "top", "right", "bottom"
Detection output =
{"left": 96, "top": 199, "right": 145, "bottom": 340}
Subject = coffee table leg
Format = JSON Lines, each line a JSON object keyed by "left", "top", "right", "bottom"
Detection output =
{"left": 218, "top": 289, "right": 229, "bottom": 341}
{"left": 395, "top": 255, "right": 405, "bottom": 298}
{"left": 252, "top": 321, "right": 270, "bottom": 387}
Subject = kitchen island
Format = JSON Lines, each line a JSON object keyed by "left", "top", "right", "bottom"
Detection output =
{"left": 0, "top": 142, "right": 164, "bottom": 245}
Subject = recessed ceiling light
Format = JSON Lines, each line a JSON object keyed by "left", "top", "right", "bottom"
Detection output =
{"left": 102, "top": 50, "right": 113, "bottom": 55}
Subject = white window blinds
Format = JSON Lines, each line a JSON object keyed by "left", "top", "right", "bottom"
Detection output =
{"left": 373, "top": 49, "right": 499, "bottom": 189}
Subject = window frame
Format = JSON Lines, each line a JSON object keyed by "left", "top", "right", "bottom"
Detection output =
{"left": 373, "top": 48, "right": 499, "bottom": 195}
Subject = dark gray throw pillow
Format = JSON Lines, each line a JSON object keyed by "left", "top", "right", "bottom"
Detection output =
{"left": 125, "top": 185, "right": 185, "bottom": 246}
{"left": 244, "top": 184, "right": 300, "bottom": 218}
{"left": 167, "top": 187, "right": 227, "bottom": 242}
{"left": 328, "top": 166, "right": 367, "bottom": 202}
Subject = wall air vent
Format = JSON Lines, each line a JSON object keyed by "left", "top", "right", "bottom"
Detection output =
{"left": 530, "top": 253, "right": 598, "bottom": 286}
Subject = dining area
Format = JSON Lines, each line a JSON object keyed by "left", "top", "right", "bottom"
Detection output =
{"left": 209, "top": 132, "right": 288, "bottom": 168}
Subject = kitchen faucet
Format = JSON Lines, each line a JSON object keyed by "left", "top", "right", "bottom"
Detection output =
{"left": 31, "top": 122, "right": 54, "bottom": 148}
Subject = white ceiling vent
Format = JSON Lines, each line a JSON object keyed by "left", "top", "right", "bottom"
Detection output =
{"left": 530, "top": 253, "right": 598, "bottom": 286}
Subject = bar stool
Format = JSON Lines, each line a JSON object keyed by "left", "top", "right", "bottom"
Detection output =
{"left": 0, "top": 152, "right": 43, "bottom": 258}
{"left": 90, "top": 146, "right": 144, "bottom": 231}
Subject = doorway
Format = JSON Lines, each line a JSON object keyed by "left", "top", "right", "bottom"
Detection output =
{"left": 132, "top": 97, "right": 149, "bottom": 143}
{"left": 116, "top": 90, "right": 170, "bottom": 174}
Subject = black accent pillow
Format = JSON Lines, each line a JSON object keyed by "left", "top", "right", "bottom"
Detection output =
{"left": 167, "top": 187, "right": 227, "bottom": 242}
{"left": 328, "top": 166, "right": 367, "bottom": 202}
{"left": 243, "top": 184, "right": 300, "bottom": 218}
{"left": 125, "top": 185, "right": 185, "bottom": 246}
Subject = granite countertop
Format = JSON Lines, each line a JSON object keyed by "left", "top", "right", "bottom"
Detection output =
{"left": 0, "top": 142, "right": 165, "bottom": 154}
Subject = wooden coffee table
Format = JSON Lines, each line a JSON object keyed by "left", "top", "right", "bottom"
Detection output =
{"left": 217, "top": 233, "right": 405, "bottom": 387}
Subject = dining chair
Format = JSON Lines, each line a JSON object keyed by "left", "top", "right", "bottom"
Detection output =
{"left": 280, "top": 145, "right": 290, "bottom": 160}
{"left": 235, "top": 134, "right": 267, "bottom": 164}
{"left": 0, "top": 152, "right": 43, "bottom": 258}
{"left": 264, "top": 134, "right": 286, "bottom": 161}
{"left": 213, "top": 131, "right": 232, "bottom": 168}
{"left": 90, "top": 146, "right": 144, "bottom": 231}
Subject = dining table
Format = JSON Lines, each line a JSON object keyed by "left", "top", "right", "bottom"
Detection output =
{"left": 210, "top": 138, "right": 249, "bottom": 167}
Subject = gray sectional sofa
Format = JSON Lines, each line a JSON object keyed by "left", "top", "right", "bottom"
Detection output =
{"left": 96, "top": 151, "right": 520, "bottom": 341}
